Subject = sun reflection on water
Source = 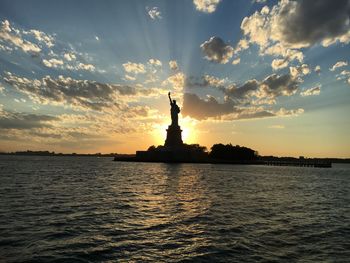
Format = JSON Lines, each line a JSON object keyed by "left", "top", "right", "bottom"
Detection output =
{"left": 121, "top": 164, "right": 212, "bottom": 257}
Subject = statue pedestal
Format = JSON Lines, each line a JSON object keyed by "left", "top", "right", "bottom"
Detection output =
{"left": 164, "top": 124, "right": 183, "bottom": 147}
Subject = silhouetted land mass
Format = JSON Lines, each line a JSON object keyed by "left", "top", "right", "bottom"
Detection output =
{"left": 0, "top": 150, "right": 119, "bottom": 157}
{"left": 112, "top": 143, "right": 346, "bottom": 167}
{"left": 0, "top": 148, "right": 350, "bottom": 164}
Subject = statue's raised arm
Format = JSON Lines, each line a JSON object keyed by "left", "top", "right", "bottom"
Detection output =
{"left": 168, "top": 92, "right": 172, "bottom": 105}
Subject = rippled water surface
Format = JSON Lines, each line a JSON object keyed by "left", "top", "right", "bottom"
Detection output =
{"left": 0, "top": 156, "right": 349, "bottom": 262}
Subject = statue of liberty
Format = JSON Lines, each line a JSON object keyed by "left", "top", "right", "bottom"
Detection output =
{"left": 168, "top": 92, "right": 180, "bottom": 126}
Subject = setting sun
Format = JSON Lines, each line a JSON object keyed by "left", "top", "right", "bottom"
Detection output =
{"left": 152, "top": 115, "right": 198, "bottom": 146}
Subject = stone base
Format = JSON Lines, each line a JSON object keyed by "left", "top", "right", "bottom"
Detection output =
{"left": 135, "top": 144, "right": 208, "bottom": 163}
{"left": 164, "top": 125, "right": 183, "bottom": 147}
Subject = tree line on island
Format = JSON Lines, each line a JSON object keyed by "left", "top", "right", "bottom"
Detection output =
{"left": 147, "top": 143, "right": 258, "bottom": 162}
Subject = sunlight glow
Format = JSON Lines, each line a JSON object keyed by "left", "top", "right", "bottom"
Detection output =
{"left": 152, "top": 115, "right": 198, "bottom": 146}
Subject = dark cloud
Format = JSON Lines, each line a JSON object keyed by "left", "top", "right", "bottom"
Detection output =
{"left": 200, "top": 37, "right": 234, "bottom": 64}
{"left": 182, "top": 92, "right": 304, "bottom": 120}
{"left": 0, "top": 109, "right": 58, "bottom": 129}
{"left": 181, "top": 71, "right": 304, "bottom": 120}
{"left": 236, "top": 110, "right": 274, "bottom": 120}
{"left": 3, "top": 73, "right": 162, "bottom": 112}
{"left": 260, "top": 73, "right": 300, "bottom": 97}
{"left": 219, "top": 73, "right": 300, "bottom": 101}
{"left": 182, "top": 93, "right": 235, "bottom": 120}
{"left": 280, "top": 0, "right": 350, "bottom": 47}
{"left": 188, "top": 72, "right": 300, "bottom": 101}
{"left": 222, "top": 80, "right": 259, "bottom": 99}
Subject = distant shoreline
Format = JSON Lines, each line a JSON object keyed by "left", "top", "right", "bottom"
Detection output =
{"left": 1, "top": 151, "right": 349, "bottom": 163}
{"left": 0, "top": 151, "right": 119, "bottom": 157}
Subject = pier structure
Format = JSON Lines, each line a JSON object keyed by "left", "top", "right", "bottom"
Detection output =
{"left": 263, "top": 160, "right": 332, "bottom": 168}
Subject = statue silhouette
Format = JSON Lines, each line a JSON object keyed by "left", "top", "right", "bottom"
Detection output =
{"left": 165, "top": 92, "right": 183, "bottom": 146}
{"left": 168, "top": 92, "right": 180, "bottom": 126}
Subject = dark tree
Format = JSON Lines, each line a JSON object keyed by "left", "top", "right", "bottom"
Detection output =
{"left": 147, "top": 145, "right": 156, "bottom": 151}
{"left": 209, "top": 143, "right": 258, "bottom": 161}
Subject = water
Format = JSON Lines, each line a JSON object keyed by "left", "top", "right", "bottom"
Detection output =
{"left": 0, "top": 156, "right": 349, "bottom": 262}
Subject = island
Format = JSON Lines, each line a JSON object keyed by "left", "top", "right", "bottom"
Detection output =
{"left": 126, "top": 92, "right": 209, "bottom": 163}
{"left": 113, "top": 93, "right": 332, "bottom": 167}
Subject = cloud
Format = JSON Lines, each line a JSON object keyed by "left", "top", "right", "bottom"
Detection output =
{"left": 230, "top": 107, "right": 304, "bottom": 121}
{"left": 0, "top": 20, "right": 41, "bottom": 53}
{"left": 122, "top": 60, "right": 162, "bottom": 83}
{"left": 147, "top": 7, "right": 162, "bottom": 20}
{"left": 0, "top": 43, "right": 12, "bottom": 52}
{"left": 182, "top": 92, "right": 304, "bottom": 120}
{"left": 278, "top": 0, "right": 350, "bottom": 47}
{"left": 330, "top": 61, "right": 348, "bottom": 71}
{"left": 289, "top": 64, "right": 310, "bottom": 78}
{"left": 182, "top": 93, "right": 235, "bottom": 120}
{"left": 123, "top": 62, "right": 146, "bottom": 74}
{"left": 0, "top": 108, "right": 155, "bottom": 150}
{"left": 244, "top": 0, "right": 350, "bottom": 48}
{"left": 14, "top": 98, "right": 26, "bottom": 103}
{"left": 268, "top": 125, "right": 285, "bottom": 129}
{"left": 258, "top": 73, "right": 300, "bottom": 98}
{"left": 0, "top": 106, "right": 58, "bottom": 129}
{"left": 340, "top": 70, "right": 350, "bottom": 76}
{"left": 220, "top": 72, "right": 301, "bottom": 104}
{"left": 3, "top": 72, "right": 163, "bottom": 112}
{"left": 232, "top": 58, "right": 240, "bottom": 65}
{"left": 300, "top": 86, "right": 321, "bottom": 96}
{"left": 76, "top": 63, "right": 95, "bottom": 71}
{"left": 234, "top": 38, "right": 250, "bottom": 53}
{"left": 28, "top": 29, "right": 55, "bottom": 48}
{"left": 200, "top": 36, "right": 234, "bottom": 64}
{"left": 43, "top": 58, "right": 64, "bottom": 68}
{"left": 201, "top": 75, "right": 227, "bottom": 87}
{"left": 222, "top": 80, "right": 259, "bottom": 99}
{"left": 271, "top": 58, "right": 289, "bottom": 70}
{"left": 193, "top": 0, "right": 221, "bottom": 13}
{"left": 148, "top": 58, "right": 162, "bottom": 67}
{"left": 162, "top": 72, "right": 186, "bottom": 92}
{"left": 42, "top": 57, "right": 95, "bottom": 72}
{"left": 184, "top": 70, "right": 302, "bottom": 107}
{"left": 169, "top": 60, "right": 178, "bottom": 71}
{"left": 63, "top": 53, "right": 76, "bottom": 61}
{"left": 184, "top": 74, "right": 227, "bottom": 89}
{"left": 263, "top": 43, "right": 304, "bottom": 65}
{"left": 124, "top": 74, "right": 136, "bottom": 81}
{"left": 335, "top": 69, "right": 350, "bottom": 84}
{"left": 64, "top": 62, "right": 96, "bottom": 72}
{"left": 0, "top": 20, "right": 97, "bottom": 73}
{"left": 314, "top": 65, "right": 321, "bottom": 74}
{"left": 239, "top": 0, "right": 350, "bottom": 67}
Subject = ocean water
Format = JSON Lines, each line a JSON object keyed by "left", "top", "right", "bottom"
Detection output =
{"left": 0, "top": 156, "right": 349, "bottom": 262}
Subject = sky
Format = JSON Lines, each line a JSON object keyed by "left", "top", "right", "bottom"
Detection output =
{"left": 0, "top": 0, "right": 349, "bottom": 157}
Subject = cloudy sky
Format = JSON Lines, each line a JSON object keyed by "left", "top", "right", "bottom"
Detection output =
{"left": 0, "top": 0, "right": 349, "bottom": 157}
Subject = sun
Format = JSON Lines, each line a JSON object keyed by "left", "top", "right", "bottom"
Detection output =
{"left": 180, "top": 116, "right": 199, "bottom": 144}
{"left": 152, "top": 116, "right": 198, "bottom": 146}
